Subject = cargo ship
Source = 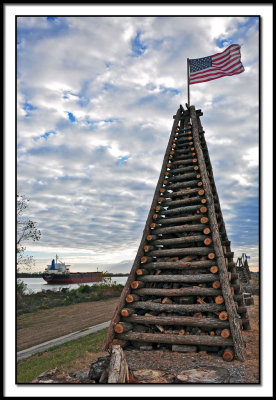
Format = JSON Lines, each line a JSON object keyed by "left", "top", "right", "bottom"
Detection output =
{"left": 42, "top": 255, "right": 103, "bottom": 284}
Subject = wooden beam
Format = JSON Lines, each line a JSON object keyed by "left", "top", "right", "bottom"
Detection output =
{"left": 119, "top": 331, "right": 233, "bottom": 347}
{"left": 190, "top": 105, "right": 246, "bottom": 361}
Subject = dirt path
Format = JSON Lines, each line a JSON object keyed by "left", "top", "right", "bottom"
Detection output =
{"left": 17, "top": 298, "right": 119, "bottom": 351}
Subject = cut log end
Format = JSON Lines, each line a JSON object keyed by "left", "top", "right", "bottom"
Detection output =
{"left": 222, "top": 348, "right": 234, "bottom": 362}
{"left": 204, "top": 237, "right": 212, "bottom": 246}
{"left": 130, "top": 281, "right": 140, "bottom": 289}
{"left": 221, "top": 329, "right": 231, "bottom": 338}
{"left": 215, "top": 296, "right": 224, "bottom": 305}
{"left": 219, "top": 311, "right": 228, "bottom": 321}
{"left": 203, "top": 227, "right": 211, "bottom": 235}
{"left": 210, "top": 265, "right": 218, "bottom": 274}
{"left": 212, "top": 281, "right": 221, "bottom": 289}
{"left": 200, "top": 206, "right": 207, "bottom": 213}
{"left": 208, "top": 252, "right": 215, "bottom": 260}
{"left": 126, "top": 294, "right": 139, "bottom": 303}
{"left": 121, "top": 308, "right": 132, "bottom": 317}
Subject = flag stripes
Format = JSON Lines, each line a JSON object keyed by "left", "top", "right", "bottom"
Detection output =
{"left": 189, "top": 44, "right": 244, "bottom": 85}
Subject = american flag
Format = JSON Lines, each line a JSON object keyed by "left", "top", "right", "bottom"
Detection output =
{"left": 189, "top": 44, "right": 244, "bottom": 85}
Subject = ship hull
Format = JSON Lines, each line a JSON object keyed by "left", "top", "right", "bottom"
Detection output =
{"left": 42, "top": 272, "right": 102, "bottom": 284}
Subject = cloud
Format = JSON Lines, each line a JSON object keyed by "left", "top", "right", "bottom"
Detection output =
{"left": 17, "top": 16, "right": 259, "bottom": 272}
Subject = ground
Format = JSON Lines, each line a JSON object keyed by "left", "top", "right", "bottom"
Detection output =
{"left": 26, "top": 295, "right": 259, "bottom": 383}
{"left": 17, "top": 297, "right": 118, "bottom": 351}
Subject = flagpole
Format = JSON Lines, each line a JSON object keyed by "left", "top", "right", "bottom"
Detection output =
{"left": 187, "top": 58, "right": 190, "bottom": 107}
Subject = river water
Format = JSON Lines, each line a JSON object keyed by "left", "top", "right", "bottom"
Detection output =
{"left": 17, "top": 276, "right": 128, "bottom": 294}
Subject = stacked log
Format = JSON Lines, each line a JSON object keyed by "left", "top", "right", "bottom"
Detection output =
{"left": 236, "top": 255, "right": 254, "bottom": 303}
{"left": 103, "top": 105, "right": 248, "bottom": 362}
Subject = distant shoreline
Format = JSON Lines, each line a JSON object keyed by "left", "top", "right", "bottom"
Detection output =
{"left": 17, "top": 272, "right": 130, "bottom": 278}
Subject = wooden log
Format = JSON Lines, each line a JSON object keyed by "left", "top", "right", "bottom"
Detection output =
{"left": 163, "top": 188, "right": 202, "bottom": 199}
{"left": 190, "top": 106, "right": 245, "bottom": 361}
{"left": 212, "top": 281, "right": 221, "bottom": 289}
{"left": 114, "top": 322, "right": 133, "bottom": 334}
{"left": 167, "top": 165, "right": 196, "bottom": 174}
{"left": 154, "top": 215, "right": 203, "bottom": 225}
{"left": 136, "top": 268, "right": 148, "bottom": 275}
{"left": 168, "top": 172, "right": 198, "bottom": 181}
{"left": 221, "top": 329, "right": 231, "bottom": 338}
{"left": 120, "top": 308, "right": 135, "bottom": 317}
{"left": 140, "top": 260, "right": 215, "bottom": 270}
{"left": 218, "top": 311, "right": 228, "bottom": 321}
{"left": 135, "top": 287, "right": 222, "bottom": 297}
{"left": 215, "top": 296, "right": 224, "bottom": 304}
{"left": 130, "top": 281, "right": 145, "bottom": 289}
{"left": 137, "top": 274, "right": 218, "bottom": 283}
{"left": 124, "top": 315, "right": 231, "bottom": 329}
{"left": 107, "top": 345, "right": 129, "bottom": 383}
{"left": 166, "top": 180, "right": 200, "bottom": 190}
{"left": 174, "top": 148, "right": 192, "bottom": 154}
{"left": 151, "top": 223, "right": 206, "bottom": 235}
{"left": 162, "top": 196, "right": 203, "bottom": 208}
{"left": 160, "top": 204, "right": 202, "bottom": 216}
{"left": 125, "top": 294, "right": 140, "bottom": 303}
{"left": 131, "top": 301, "right": 226, "bottom": 313}
{"left": 222, "top": 347, "right": 234, "bottom": 362}
{"left": 207, "top": 252, "right": 216, "bottom": 260}
{"left": 120, "top": 331, "right": 233, "bottom": 347}
{"left": 143, "top": 245, "right": 154, "bottom": 252}
{"left": 148, "top": 247, "right": 213, "bottom": 257}
{"left": 210, "top": 265, "right": 219, "bottom": 274}
{"left": 168, "top": 158, "right": 194, "bottom": 167}
{"left": 151, "top": 235, "right": 207, "bottom": 246}
{"left": 172, "top": 345, "right": 197, "bottom": 353}
{"left": 203, "top": 237, "right": 212, "bottom": 246}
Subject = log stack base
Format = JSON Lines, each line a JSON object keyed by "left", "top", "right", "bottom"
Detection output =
{"left": 103, "top": 104, "right": 249, "bottom": 363}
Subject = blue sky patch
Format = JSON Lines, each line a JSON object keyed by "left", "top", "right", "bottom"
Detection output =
{"left": 216, "top": 38, "right": 234, "bottom": 48}
{"left": 40, "top": 131, "right": 56, "bottom": 140}
{"left": 160, "top": 86, "right": 180, "bottom": 96}
{"left": 23, "top": 102, "right": 36, "bottom": 111}
{"left": 23, "top": 102, "right": 37, "bottom": 117}
{"left": 67, "top": 112, "right": 76, "bottom": 122}
{"left": 117, "top": 156, "right": 129, "bottom": 164}
{"left": 131, "top": 31, "right": 147, "bottom": 57}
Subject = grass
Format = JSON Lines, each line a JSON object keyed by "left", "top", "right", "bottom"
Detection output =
{"left": 17, "top": 328, "right": 108, "bottom": 383}
{"left": 17, "top": 281, "right": 123, "bottom": 316}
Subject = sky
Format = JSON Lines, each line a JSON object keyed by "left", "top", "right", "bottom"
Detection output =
{"left": 16, "top": 16, "right": 259, "bottom": 272}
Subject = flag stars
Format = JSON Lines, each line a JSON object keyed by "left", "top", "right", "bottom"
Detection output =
{"left": 190, "top": 56, "right": 212, "bottom": 73}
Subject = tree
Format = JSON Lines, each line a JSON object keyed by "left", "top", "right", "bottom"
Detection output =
{"left": 17, "top": 194, "right": 41, "bottom": 271}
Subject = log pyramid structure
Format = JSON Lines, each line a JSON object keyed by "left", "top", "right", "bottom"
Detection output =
{"left": 236, "top": 254, "right": 254, "bottom": 306}
{"left": 103, "top": 105, "right": 250, "bottom": 362}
